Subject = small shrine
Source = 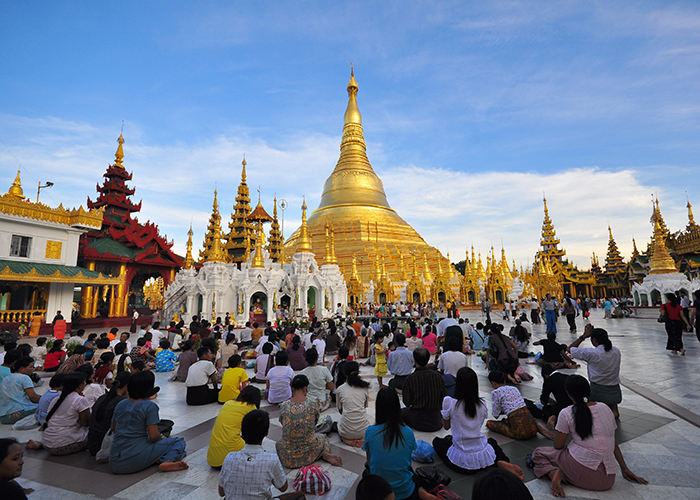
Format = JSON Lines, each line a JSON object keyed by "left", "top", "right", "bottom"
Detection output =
{"left": 78, "top": 133, "right": 183, "bottom": 326}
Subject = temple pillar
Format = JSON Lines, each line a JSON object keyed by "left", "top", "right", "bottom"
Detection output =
{"left": 91, "top": 286, "right": 100, "bottom": 318}
{"left": 108, "top": 286, "right": 116, "bottom": 317}
{"left": 114, "top": 263, "right": 127, "bottom": 317}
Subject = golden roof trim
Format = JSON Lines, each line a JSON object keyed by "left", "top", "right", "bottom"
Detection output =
{"left": 0, "top": 194, "right": 105, "bottom": 229}
{"left": 0, "top": 265, "right": 123, "bottom": 285}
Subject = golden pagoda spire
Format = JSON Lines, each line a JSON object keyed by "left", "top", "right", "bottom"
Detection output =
{"left": 323, "top": 219, "right": 333, "bottom": 265}
{"left": 183, "top": 223, "right": 194, "bottom": 270}
{"left": 330, "top": 223, "right": 337, "bottom": 264}
{"left": 650, "top": 219, "right": 677, "bottom": 274}
{"left": 208, "top": 210, "right": 226, "bottom": 263}
{"left": 651, "top": 198, "right": 670, "bottom": 236}
{"left": 251, "top": 221, "right": 265, "bottom": 268}
{"left": 437, "top": 254, "right": 444, "bottom": 277}
{"left": 200, "top": 189, "right": 222, "bottom": 262}
{"left": 295, "top": 197, "right": 313, "bottom": 253}
{"left": 447, "top": 252, "right": 454, "bottom": 278}
{"left": 398, "top": 252, "right": 407, "bottom": 281}
{"left": 374, "top": 256, "right": 382, "bottom": 282}
{"left": 631, "top": 238, "right": 639, "bottom": 258}
{"left": 352, "top": 253, "right": 361, "bottom": 281}
{"left": 7, "top": 169, "right": 25, "bottom": 199}
{"left": 381, "top": 255, "right": 388, "bottom": 279}
{"left": 114, "top": 132, "right": 125, "bottom": 168}
{"left": 423, "top": 252, "right": 433, "bottom": 282}
{"left": 687, "top": 197, "right": 698, "bottom": 230}
{"left": 412, "top": 252, "right": 419, "bottom": 278}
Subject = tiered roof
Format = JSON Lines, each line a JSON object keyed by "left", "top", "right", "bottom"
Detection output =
{"left": 225, "top": 158, "right": 257, "bottom": 263}
{"left": 604, "top": 226, "right": 626, "bottom": 273}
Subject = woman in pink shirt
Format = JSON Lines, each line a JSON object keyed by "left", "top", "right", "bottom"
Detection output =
{"left": 421, "top": 325, "right": 437, "bottom": 354}
{"left": 530, "top": 375, "right": 647, "bottom": 497}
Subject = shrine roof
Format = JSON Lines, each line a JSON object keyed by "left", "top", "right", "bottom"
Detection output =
{"left": 88, "top": 237, "right": 138, "bottom": 259}
{"left": 0, "top": 259, "right": 121, "bottom": 285}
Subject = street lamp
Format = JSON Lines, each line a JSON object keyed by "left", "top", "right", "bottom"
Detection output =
{"left": 37, "top": 181, "right": 54, "bottom": 203}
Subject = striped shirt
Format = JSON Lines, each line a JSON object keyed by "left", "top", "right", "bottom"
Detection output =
{"left": 402, "top": 367, "right": 447, "bottom": 410}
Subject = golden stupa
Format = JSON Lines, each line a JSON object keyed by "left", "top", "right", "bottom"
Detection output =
{"left": 286, "top": 68, "right": 450, "bottom": 290}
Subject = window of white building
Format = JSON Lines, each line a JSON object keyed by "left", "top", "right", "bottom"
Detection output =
{"left": 10, "top": 235, "right": 32, "bottom": 258}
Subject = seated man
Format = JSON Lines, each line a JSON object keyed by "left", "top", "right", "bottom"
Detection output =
{"left": 386, "top": 334, "right": 414, "bottom": 392}
{"left": 401, "top": 347, "right": 447, "bottom": 432}
{"left": 539, "top": 364, "right": 573, "bottom": 430}
{"left": 218, "top": 409, "right": 288, "bottom": 499}
{"left": 185, "top": 347, "right": 219, "bottom": 405}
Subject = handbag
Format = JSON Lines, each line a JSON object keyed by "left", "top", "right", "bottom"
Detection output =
{"left": 657, "top": 304, "right": 667, "bottom": 323}
{"left": 293, "top": 465, "right": 332, "bottom": 495}
{"left": 96, "top": 429, "right": 114, "bottom": 462}
{"left": 411, "top": 440, "right": 435, "bottom": 463}
{"left": 431, "top": 485, "right": 463, "bottom": 500}
{"left": 414, "top": 465, "right": 451, "bottom": 491}
{"left": 315, "top": 415, "right": 333, "bottom": 435}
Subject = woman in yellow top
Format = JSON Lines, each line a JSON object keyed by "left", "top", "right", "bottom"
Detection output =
{"left": 374, "top": 331, "right": 387, "bottom": 388}
{"left": 218, "top": 355, "right": 249, "bottom": 403}
{"left": 206, "top": 385, "right": 261, "bottom": 467}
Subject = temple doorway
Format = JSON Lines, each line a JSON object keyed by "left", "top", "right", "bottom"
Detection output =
{"left": 307, "top": 287, "right": 317, "bottom": 319}
{"left": 438, "top": 291, "right": 446, "bottom": 303}
{"left": 280, "top": 294, "right": 291, "bottom": 309}
{"left": 378, "top": 292, "right": 387, "bottom": 303}
{"left": 412, "top": 292, "right": 421, "bottom": 303}
{"left": 495, "top": 290, "right": 504, "bottom": 304}
{"left": 467, "top": 290, "right": 475, "bottom": 303}
{"left": 650, "top": 289, "right": 661, "bottom": 306}
{"left": 250, "top": 292, "right": 267, "bottom": 324}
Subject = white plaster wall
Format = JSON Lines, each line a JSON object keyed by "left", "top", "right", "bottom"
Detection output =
{"left": 46, "top": 283, "right": 75, "bottom": 324}
{"left": 0, "top": 215, "right": 86, "bottom": 266}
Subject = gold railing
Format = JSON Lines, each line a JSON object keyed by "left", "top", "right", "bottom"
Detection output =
{"left": 0, "top": 310, "right": 46, "bottom": 323}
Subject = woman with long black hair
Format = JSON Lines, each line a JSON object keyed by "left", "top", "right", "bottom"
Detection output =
{"left": 432, "top": 367, "right": 522, "bottom": 478}
{"left": 336, "top": 361, "right": 370, "bottom": 447}
{"left": 27, "top": 372, "right": 90, "bottom": 455}
{"left": 531, "top": 375, "right": 647, "bottom": 497}
{"left": 362, "top": 387, "right": 431, "bottom": 500}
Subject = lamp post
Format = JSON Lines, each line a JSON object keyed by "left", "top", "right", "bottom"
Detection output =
{"left": 36, "top": 181, "right": 54, "bottom": 203}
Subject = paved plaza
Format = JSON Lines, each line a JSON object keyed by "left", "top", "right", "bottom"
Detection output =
{"left": 3, "top": 307, "right": 700, "bottom": 500}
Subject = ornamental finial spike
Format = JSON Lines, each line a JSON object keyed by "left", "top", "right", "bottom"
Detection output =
{"left": 114, "top": 132, "right": 125, "bottom": 168}
{"left": 7, "top": 169, "right": 25, "bottom": 199}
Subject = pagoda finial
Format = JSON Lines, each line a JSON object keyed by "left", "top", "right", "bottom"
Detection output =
{"left": 183, "top": 223, "right": 194, "bottom": 270}
{"left": 632, "top": 237, "right": 639, "bottom": 258}
{"left": 344, "top": 64, "right": 361, "bottom": 125}
{"left": 649, "top": 219, "right": 677, "bottom": 274}
{"left": 114, "top": 131, "right": 125, "bottom": 168}
{"left": 687, "top": 194, "right": 698, "bottom": 230}
{"left": 250, "top": 221, "right": 265, "bottom": 268}
{"left": 423, "top": 252, "right": 433, "bottom": 282}
{"left": 296, "top": 197, "right": 313, "bottom": 253}
{"left": 241, "top": 156, "right": 247, "bottom": 181}
{"left": 7, "top": 169, "right": 25, "bottom": 199}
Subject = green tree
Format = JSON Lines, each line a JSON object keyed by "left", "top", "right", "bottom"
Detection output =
{"left": 453, "top": 260, "right": 466, "bottom": 276}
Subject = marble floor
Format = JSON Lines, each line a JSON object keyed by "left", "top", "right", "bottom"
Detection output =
{"left": 3, "top": 308, "right": 700, "bottom": 500}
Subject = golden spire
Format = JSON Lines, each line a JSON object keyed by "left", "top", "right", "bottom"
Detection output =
{"left": 649, "top": 219, "right": 677, "bottom": 274}
{"left": 208, "top": 211, "right": 226, "bottom": 263}
{"left": 352, "top": 253, "right": 361, "bottom": 281}
{"left": 423, "top": 252, "right": 433, "bottom": 282}
{"left": 437, "top": 254, "right": 444, "bottom": 277}
{"left": 241, "top": 156, "right": 247, "bottom": 181}
{"left": 7, "top": 169, "right": 25, "bottom": 199}
{"left": 398, "top": 252, "right": 407, "bottom": 281}
{"left": 631, "top": 238, "right": 639, "bottom": 258}
{"left": 330, "top": 223, "right": 337, "bottom": 264}
{"left": 295, "top": 197, "right": 313, "bottom": 253}
{"left": 251, "top": 221, "right": 265, "bottom": 268}
{"left": 687, "top": 197, "right": 698, "bottom": 230}
{"left": 323, "top": 219, "right": 333, "bottom": 265}
{"left": 183, "top": 223, "right": 194, "bottom": 270}
{"left": 200, "top": 189, "right": 223, "bottom": 262}
{"left": 447, "top": 253, "right": 454, "bottom": 278}
{"left": 412, "top": 252, "right": 419, "bottom": 278}
{"left": 381, "top": 255, "right": 388, "bottom": 279}
{"left": 114, "top": 133, "right": 125, "bottom": 168}
{"left": 315, "top": 66, "right": 391, "bottom": 211}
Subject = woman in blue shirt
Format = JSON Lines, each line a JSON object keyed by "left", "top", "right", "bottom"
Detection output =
{"left": 0, "top": 358, "right": 40, "bottom": 424}
{"left": 109, "top": 370, "right": 187, "bottom": 474}
{"left": 362, "top": 387, "right": 431, "bottom": 500}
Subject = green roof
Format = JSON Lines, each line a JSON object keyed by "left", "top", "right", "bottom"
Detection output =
{"left": 0, "top": 259, "right": 121, "bottom": 285}
{"left": 89, "top": 237, "right": 138, "bottom": 259}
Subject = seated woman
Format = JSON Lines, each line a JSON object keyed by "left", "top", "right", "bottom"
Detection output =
{"left": 509, "top": 320, "right": 531, "bottom": 359}
{"left": 84, "top": 333, "right": 98, "bottom": 361}
{"left": 276, "top": 375, "right": 342, "bottom": 469}
{"left": 363, "top": 387, "right": 432, "bottom": 500}
{"left": 486, "top": 371, "right": 537, "bottom": 440}
{"left": 300, "top": 348, "right": 333, "bottom": 411}
{"left": 288, "top": 335, "right": 307, "bottom": 371}
{"left": 88, "top": 371, "right": 131, "bottom": 456}
{"left": 28, "top": 372, "right": 91, "bottom": 455}
{"left": 486, "top": 324, "right": 521, "bottom": 384}
{"left": 110, "top": 370, "right": 188, "bottom": 474}
{"left": 184, "top": 347, "right": 219, "bottom": 406}
{"left": 207, "top": 385, "right": 261, "bottom": 467}
{"left": 336, "top": 361, "right": 370, "bottom": 447}
{"left": 533, "top": 332, "right": 578, "bottom": 369}
{"left": 266, "top": 350, "right": 294, "bottom": 404}
{"left": 432, "top": 367, "right": 523, "bottom": 479}
{"left": 175, "top": 340, "right": 197, "bottom": 382}
{"left": 43, "top": 340, "right": 66, "bottom": 373}
{"left": 531, "top": 375, "right": 647, "bottom": 497}
{"left": 0, "top": 357, "right": 41, "bottom": 424}
{"left": 75, "top": 363, "right": 105, "bottom": 407}
{"left": 57, "top": 345, "right": 87, "bottom": 374}
{"left": 94, "top": 352, "right": 115, "bottom": 389}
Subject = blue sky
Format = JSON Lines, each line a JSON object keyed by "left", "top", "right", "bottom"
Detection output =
{"left": 1, "top": 1, "right": 699, "bottom": 269}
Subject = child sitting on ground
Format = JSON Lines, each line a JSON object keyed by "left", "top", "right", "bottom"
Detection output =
{"left": 218, "top": 355, "right": 249, "bottom": 403}
{"left": 250, "top": 343, "right": 273, "bottom": 384}
{"left": 33, "top": 337, "right": 47, "bottom": 370}
{"left": 36, "top": 373, "right": 64, "bottom": 425}
{"left": 113, "top": 342, "right": 132, "bottom": 375}
{"left": 218, "top": 409, "right": 288, "bottom": 500}
{"left": 94, "top": 352, "right": 115, "bottom": 389}
{"left": 155, "top": 340, "right": 178, "bottom": 372}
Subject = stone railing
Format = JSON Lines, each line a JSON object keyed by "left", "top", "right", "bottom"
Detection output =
{"left": 0, "top": 310, "right": 46, "bottom": 323}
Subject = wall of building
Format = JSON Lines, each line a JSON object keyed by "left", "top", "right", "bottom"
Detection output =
{"left": 0, "top": 215, "right": 84, "bottom": 266}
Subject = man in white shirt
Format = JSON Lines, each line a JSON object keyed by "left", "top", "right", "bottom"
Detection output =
{"left": 110, "top": 332, "right": 133, "bottom": 353}
{"left": 185, "top": 346, "right": 219, "bottom": 405}
{"left": 312, "top": 333, "right": 327, "bottom": 366}
{"left": 149, "top": 322, "right": 164, "bottom": 346}
{"left": 303, "top": 329, "right": 314, "bottom": 350}
{"left": 238, "top": 322, "right": 253, "bottom": 346}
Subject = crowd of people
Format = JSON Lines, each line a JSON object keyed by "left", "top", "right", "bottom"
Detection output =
{"left": 0, "top": 295, "right": 674, "bottom": 499}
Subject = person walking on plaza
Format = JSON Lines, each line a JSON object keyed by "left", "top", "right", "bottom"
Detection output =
{"left": 563, "top": 297, "right": 577, "bottom": 334}
{"left": 543, "top": 294, "right": 557, "bottom": 333}
{"left": 661, "top": 293, "right": 691, "bottom": 355}
{"left": 603, "top": 298, "right": 612, "bottom": 319}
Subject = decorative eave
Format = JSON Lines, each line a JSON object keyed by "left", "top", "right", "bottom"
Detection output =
{"left": 0, "top": 193, "right": 105, "bottom": 229}
{"left": 0, "top": 260, "right": 123, "bottom": 285}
